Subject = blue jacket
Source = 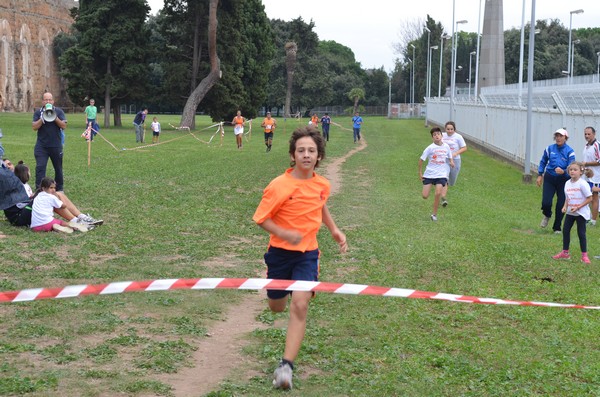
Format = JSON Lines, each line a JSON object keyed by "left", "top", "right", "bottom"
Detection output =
{"left": 0, "top": 168, "right": 29, "bottom": 210}
{"left": 538, "top": 143, "right": 575, "bottom": 177}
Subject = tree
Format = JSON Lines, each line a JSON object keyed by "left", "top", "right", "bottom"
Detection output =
{"left": 347, "top": 88, "right": 365, "bottom": 114}
{"left": 284, "top": 42, "right": 298, "bottom": 118}
{"left": 157, "top": 0, "right": 273, "bottom": 123}
{"left": 266, "top": 17, "right": 334, "bottom": 115}
{"left": 58, "top": 0, "right": 151, "bottom": 127}
{"left": 180, "top": 0, "right": 221, "bottom": 128}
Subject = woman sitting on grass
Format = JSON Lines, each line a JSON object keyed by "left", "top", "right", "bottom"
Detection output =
{"left": 4, "top": 160, "right": 102, "bottom": 228}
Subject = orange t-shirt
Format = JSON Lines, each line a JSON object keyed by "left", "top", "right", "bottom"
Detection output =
{"left": 262, "top": 118, "right": 275, "bottom": 133}
{"left": 311, "top": 115, "right": 319, "bottom": 125}
{"left": 253, "top": 168, "right": 330, "bottom": 252}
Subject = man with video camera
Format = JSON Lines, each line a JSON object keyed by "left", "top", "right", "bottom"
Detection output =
{"left": 32, "top": 92, "right": 67, "bottom": 191}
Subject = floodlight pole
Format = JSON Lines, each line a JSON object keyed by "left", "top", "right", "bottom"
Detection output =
{"left": 524, "top": 0, "right": 536, "bottom": 183}
{"left": 567, "top": 9, "right": 584, "bottom": 85}
{"left": 424, "top": 26, "right": 431, "bottom": 126}
{"left": 518, "top": 0, "right": 526, "bottom": 108}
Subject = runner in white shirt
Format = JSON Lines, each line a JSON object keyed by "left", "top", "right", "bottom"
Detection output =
{"left": 441, "top": 121, "right": 467, "bottom": 207}
{"left": 581, "top": 126, "right": 600, "bottom": 225}
{"left": 418, "top": 127, "right": 455, "bottom": 221}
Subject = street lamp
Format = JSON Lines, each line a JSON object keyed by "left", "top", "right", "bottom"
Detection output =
{"left": 424, "top": 25, "right": 431, "bottom": 126}
{"left": 438, "top": 34, "right": 451, "bottom": 97}
{"left": 597, "top": 51, "right": 600, "bottom": 83}
{"left": 424, "top": 27, "right": 431, "bottom": 98}
{"left": 468, "top": 51, "right": 476, "bottom": 100}
{"left": 428, "top": 46, "right": 439, "bottom": 99}
{"left": 570, "top": 39, "right": 581, "bottom": 82}
{"left": 407, "top": 58, "right": 412, "bottom": 113}
{"left": 388, "top": 71, "right": 392, "bottom": 118}
{"left": 410, "top": 44, "right": 416, "bottom": 116}
{"left": 567, "top": 9, "right": 584, "bottom": 83}
{"left": 450, "top": 19, "right": 468, "bottom": 119}
{"left": 426, "top": 45, "right": 438, "bottom": 127}
{"left": 474, "top": 0, "right": 483, "bottom": 100}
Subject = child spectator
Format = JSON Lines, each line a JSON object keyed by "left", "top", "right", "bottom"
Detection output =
{"left": 151, "top": 116, "right": 161, "bottom": 144}
{"left": 30, "top": 177, "right": 89, "bottom": 233}
{"left": 553, "top": 162, "right": 593, "bottom": 263}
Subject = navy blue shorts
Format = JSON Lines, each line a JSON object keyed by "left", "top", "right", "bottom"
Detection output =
{"left": 422, "top": 177, "right": 447, "bottom": 186}
{"left": 264, "top": 247, "right": 319, "bottom": 299}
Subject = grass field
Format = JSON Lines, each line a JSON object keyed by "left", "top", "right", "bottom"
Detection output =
{"left": 1, "top": 113, "right": 600, "bottom": 396}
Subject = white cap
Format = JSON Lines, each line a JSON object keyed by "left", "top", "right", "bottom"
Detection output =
{"left": 554, "top": 128, "right": 568, "bottom": 138}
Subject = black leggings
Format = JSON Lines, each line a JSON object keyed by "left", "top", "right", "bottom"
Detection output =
{"left": 562, "top": 214, "right": 587, "bottom": 253}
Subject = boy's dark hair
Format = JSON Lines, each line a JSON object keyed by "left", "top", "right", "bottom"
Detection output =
{"left": 289, "top": 126, "right": 325, "bottom": 168}
{"left": 430, "top": 127, "right": 442, "bottom": 136}
{"left": 14, "top": 161, "right": 29, "bottom": 184}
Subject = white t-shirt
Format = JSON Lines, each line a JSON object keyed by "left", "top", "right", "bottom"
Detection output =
{"left": 420, "top": 142, "right": 452, "bottom": 179}
{"left": 442, "top": 132, "right": 467, "bottom": 159}
{"left": 564, "top": 178, "right": 592, "bottom": 220}
{"left": 151, "top": 121, "right": 161, "bottom": 133}
{"left": 16, "top": 183, "right": 33, "bottom": 209}
{"left": 583, "top": 140, "right": 600, "bottom": 183}
{"left": 31, "top": 191, "right": 63, "bottom": 228}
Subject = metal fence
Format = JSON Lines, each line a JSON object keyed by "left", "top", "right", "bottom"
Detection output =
{"left": 425, "top": 74, "right": 600, "bottom": 174}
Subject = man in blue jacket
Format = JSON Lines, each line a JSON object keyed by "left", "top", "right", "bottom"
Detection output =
{"left": 32, "top": 92, "right": 67, "bottom": 191}
{"left": 536, "top": 128, "right": 575, "bottom": 233}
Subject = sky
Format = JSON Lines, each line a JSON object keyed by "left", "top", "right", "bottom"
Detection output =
{"left": 147, "top": 0, "right": 599, "bottom": 72}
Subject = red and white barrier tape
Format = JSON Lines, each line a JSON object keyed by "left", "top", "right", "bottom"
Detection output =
{"left": 1, "top": 278, "right": 599, "bottom": 309}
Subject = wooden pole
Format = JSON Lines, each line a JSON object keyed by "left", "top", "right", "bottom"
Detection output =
{"left": 87, "top": 138, "right": 91, "bottom": 167}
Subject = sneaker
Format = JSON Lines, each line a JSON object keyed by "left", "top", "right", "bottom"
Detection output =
{"left": 552, "top": 250, "right": 570, "bottom": 260}
{"left": 441, "top": 198, "right": 448, "bottom": 207}
{"left": 78, "top": 213, "right": 104, "bottom": 226}
{"left": 52, "top": 224, "right": 73, "bottom": 234}
{"left": 554, "top": 230, "right": 562, "bottom": 234}
{"left": 582, "top": 253, "right": 591, "bottom": 264}
{"left": 68, "top": 221, "right": 89, "bottom": 233}
{"left": 540, "top": 216, "right": 550, "bottom": 228}
{"left": 588, "top": 219, "right": 597, "bottom": 226}
{"left": 431, "top": 214, "right": 438, "bottom": 221}
{"left": 273, "top": 362, "right": 293, "bottom": 390}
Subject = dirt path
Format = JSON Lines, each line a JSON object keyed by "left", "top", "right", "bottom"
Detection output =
{"left": 162, "top": 137, "right": 368, "bottom": 396}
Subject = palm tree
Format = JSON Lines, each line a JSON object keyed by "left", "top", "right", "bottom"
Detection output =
{"left": 347, "top": 88, "right": 365, "bottom": 114}
{"left": 284, "top": 41, "right": 297, "bottom": 118}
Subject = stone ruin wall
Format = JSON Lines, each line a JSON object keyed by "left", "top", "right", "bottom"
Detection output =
{"left": 0, "top": 0, "right": 77, "bottom": 112}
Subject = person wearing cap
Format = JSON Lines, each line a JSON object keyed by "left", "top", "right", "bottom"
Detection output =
{"left": 536, "top": 128, "right": 575, "bottom": 233}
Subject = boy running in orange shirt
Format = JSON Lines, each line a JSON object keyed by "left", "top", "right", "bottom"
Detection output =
{"left": 261, "top": 112, "right": 276, "bottom": 152}
{"left": 253, "top": 126, "right": 348, "bottom": 390}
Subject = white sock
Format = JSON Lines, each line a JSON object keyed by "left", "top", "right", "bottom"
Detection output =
{"left": 70, "top": 217, "right": 78, "bottom": 223}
